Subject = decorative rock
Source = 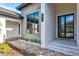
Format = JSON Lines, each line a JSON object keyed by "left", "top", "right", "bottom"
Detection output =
{"left": 8, "top": 40, "right": 68, "bottom": 56}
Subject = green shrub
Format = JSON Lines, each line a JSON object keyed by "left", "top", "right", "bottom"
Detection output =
{"left": 24, "top": 52, "right": 36, "bottom": 56}
{"left": 33, "top": 38, "right": 38, "bottom": 43}
{"left": 25, "top": 38, "right": 41, "bottom": 44}
{"left": 25, "top": 38, "right": 28, "bottom": 41}
{"left": 30, "top": 38, "right": 34, "bottom": 42}
{"left": 0, "top": 43, "right": 10, "bottom": 54}
{"left": 37, "top": 40, "right": 41, "bottom": 44}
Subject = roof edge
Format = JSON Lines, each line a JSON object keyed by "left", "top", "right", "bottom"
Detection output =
{"left": 16, "top": 3, "right": 32, "bottom": 11}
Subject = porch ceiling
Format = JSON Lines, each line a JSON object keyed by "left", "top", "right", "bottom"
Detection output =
{"left": 55, "top": 3, "right": 77, "bottom": 5}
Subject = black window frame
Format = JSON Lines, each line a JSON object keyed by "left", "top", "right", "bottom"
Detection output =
{"left": 26, "top": 11, "right": 39, "bottom": 34}
{"left": 58, "top": 13, "right": 74, "bottom": 39}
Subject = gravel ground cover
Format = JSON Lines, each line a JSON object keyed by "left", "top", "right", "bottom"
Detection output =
{"left": 8, "top": 39, "right": 69, "bottom": 56}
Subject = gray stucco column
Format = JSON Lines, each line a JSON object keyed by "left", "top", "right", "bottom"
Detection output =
{"left": 41, "top": 3, "right": 46, "bottom": 48}
{"left": 77, "top": 4, "right": 79, "bottom": 47}
{"left": 41, "top": 3, "right": 56, "bottom": 48}
{"left": 22, "top": 15, "right": 27, "bottom": 37}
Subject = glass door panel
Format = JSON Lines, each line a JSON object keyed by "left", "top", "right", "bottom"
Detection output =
{"left": 66, "top": 15, "right": 74, "bottom": 38}
{"left": 58, "top": 16, "right": 65, "bottom": 37}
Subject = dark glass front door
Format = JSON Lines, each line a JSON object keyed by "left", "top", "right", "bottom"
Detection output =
{"left": 58, "top": 14, "right": 74, "bottom": 38}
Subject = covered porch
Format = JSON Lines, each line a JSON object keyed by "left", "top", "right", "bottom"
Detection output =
{"left": 40, "top": 3, "right": 79, "bottom": 55}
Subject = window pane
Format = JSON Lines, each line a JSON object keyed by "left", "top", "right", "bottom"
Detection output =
{"left": 30, "top": 13, "right": 35, "bottom": 18}
{"left": 35, "top": 24, "right": 38, "bottom": 29}
{"left": 66, "top": 15, "right": 73, "bottom": 38}
{"left": 27, "top": 16, "right": 30, "bottom": 22}
{"left": 35, "top": 12, "right": 39, "bottom": 19}
{"left": 27, "top": 23, "right": 33, "bottom": 34}
{"left": 59, "top": 16, "right": 65, "bottom": 37}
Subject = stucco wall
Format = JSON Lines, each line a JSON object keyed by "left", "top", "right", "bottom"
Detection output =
{"left": 45, "top": 4, "right": 56, "bottom": 44}
{"left": 41, "top": 3, "right": 56, "bottom": 47}
{"left": 41, "top": 4, "right": 46, "bottom": 47}
{"left": 0, "top": 17, "right": 6, "bottom": 43}
{"left": 77, "top": 4, "right": 79, "bottom": 47}
{"left": 20, "top": 3, "right": 41, "bottom": 39}
{"left": 55, "top": 3, "right": 77, "bottom": 40}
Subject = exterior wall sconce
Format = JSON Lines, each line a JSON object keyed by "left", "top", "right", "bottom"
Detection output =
{"left": 41, "top": 13, "right": 44, "bottom": 22}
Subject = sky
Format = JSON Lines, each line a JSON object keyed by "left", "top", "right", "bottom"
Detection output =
{"left": 61, "top": 15, "right": 73, "bottom": 25}
{"left": 0, "top": 3, "right": 21, "bottom": 13}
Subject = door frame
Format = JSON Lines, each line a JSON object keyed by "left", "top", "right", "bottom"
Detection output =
{"left": 58, "top": 13, "right": 74, "bottom": 39}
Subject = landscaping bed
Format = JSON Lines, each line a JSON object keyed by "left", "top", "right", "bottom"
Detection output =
{"left": 8, "top": 43, "right": 36, "bottom": 56}
{"left": 0, "top": 43, "right": 36, "bottom": 56}
{"left": 22, "top": 37, "right": 41, "bottom": 44}
{"left": 8, "top": 39, "right": 69, "bottom": 56}
{"left": 0, "top": 43, "right": 23, "bottom": 56}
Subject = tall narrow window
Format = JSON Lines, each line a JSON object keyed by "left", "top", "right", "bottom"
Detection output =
{"left": 58, "top": 13, "right": 74, "bottom": 38}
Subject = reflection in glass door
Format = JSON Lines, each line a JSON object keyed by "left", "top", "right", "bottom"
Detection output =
{"left": 58, "top": 16, "right": 65, "bottom": 38}
{"left": 66, "top": 15, "right": 74, "bottom": 38}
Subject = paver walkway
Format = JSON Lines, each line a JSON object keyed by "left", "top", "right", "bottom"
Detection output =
{"left": 8, "top": 39, "right": 69, "bottom": 56}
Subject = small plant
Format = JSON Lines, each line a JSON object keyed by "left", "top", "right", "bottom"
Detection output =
{"left": 30, "top": 38, "right": 40, "bottom": 44}
{"left": 25, "top": 38, "right": 28, "bottom": 41}
{"left": 33, "top": 38, "right": 38, "bottom": 43}
{"left": 38, "top": 40, "right": 41, "bottom": 44}
{"left": 0, "top": 43, "right": 10, "bottom": 54}
{"left": 24, "top": 52, "right": 36, "bottom": 56}
{"left": 30, "top": 38, "right": 34, "bottom": 42}
{"left": 25, "top": 38, "right": 41, "bottom": 44}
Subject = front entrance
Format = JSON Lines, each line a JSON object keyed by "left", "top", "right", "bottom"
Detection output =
{"left": 58, "top": 13, "right": 74, "bottom": 39}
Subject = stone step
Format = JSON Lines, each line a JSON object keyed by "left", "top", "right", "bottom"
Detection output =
{"left": 49, "top": 42, "right": 79, "bottom": 50}
{"left": 47, "top": 43, "right": 79, "bottom": 55}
